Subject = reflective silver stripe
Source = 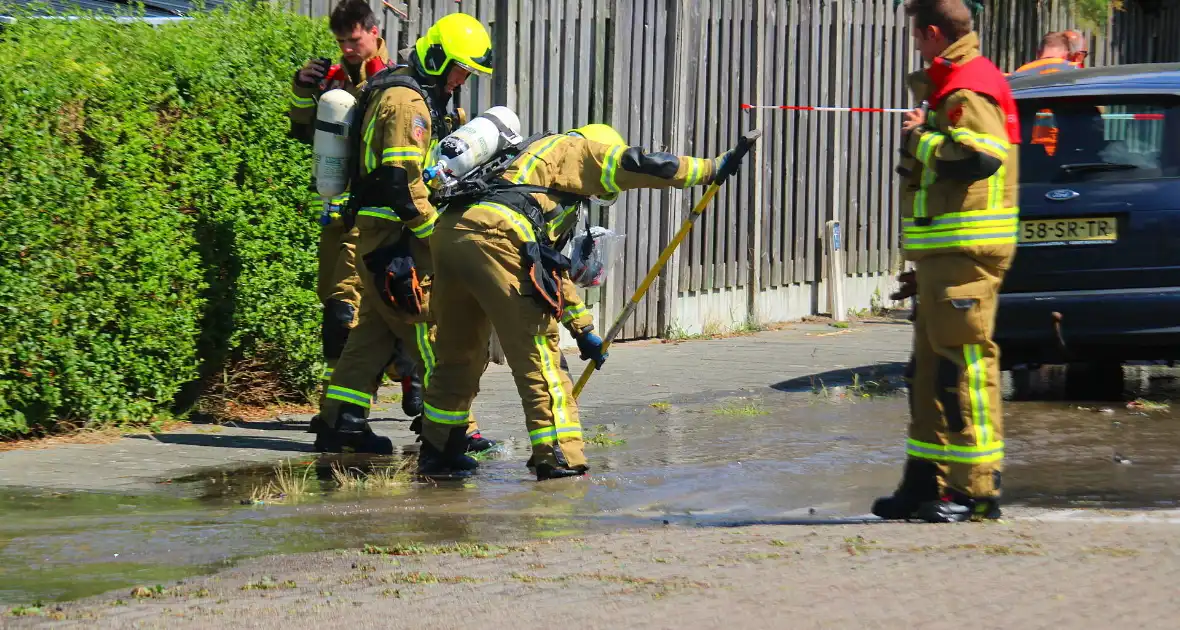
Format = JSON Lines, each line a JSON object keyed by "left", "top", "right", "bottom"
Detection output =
{"left": 903, "top": 211, "right": 1018, "bottom": 228}
{"left": 424, "top": 402, "right": 469, "bottom": 426}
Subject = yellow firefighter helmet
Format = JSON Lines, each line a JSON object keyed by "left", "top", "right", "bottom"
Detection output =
{"left": 414, "top": 13, "right": 493, "bottom": 77}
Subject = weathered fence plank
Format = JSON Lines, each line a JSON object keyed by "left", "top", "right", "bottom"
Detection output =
{"left": 289, "top": 0, "right": 1180, "bottom": 340}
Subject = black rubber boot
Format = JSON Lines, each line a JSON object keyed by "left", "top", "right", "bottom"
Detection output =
{"left": 335, "top": 404, "right": 372, "bottom": 434}
{"left": 306, "top": 414, "right": 327, "bottom": 434}
{"left": 401, "top": 375, "right": 423, "bottom": 419}
{"left": 915, "top": 490, "right": 1002, "bottom": 523}
{"left": 871, "top": 459, "right": 942, "bottom": 520}
{"left": 314, "top": 429, "right": 395, "bottom": 455}
{"left": 312, "top": 403, "right": 394, "bottom": 455}
{"left": 417, "top": 427, "right": 479, "bottom": 479}
{"left": 466, "top": 431, "right": 496, "bottom": 453}
{"left": 535, "top": 463, "right": 588, "bottom": 481}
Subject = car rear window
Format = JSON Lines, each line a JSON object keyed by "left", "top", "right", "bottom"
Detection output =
{"left": 1015, "top": 95, "right": 1180, "bottom": 184}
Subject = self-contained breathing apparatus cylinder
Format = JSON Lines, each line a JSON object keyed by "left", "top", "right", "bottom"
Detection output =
{"left": 425, "top": 106, "right": 522, "bottom": 184}
{"left": 312, "top": 89, "right": 358, "bottom": 199}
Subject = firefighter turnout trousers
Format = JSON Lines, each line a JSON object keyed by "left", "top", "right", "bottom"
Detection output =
{"left": 422, "top": 208, "right": 586, "bottom": 470}
{"left": 316, "top": 210, "right": 412, "bottom": 405}
{"left": 320, "top": 251, "right": 481, "bottom": 437}
{"left": 317, "top": 207, "right": 363, "bottom": 395}
{"left": 908, "top": 252, "right": 1010, "bottom": 499}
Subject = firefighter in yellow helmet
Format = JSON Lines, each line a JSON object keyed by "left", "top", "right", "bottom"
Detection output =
{"left": 417, "top": 121, "right": 733, "bottom": 479}
{"left": 314, "top": 12, "right": 499, "bottom": 454}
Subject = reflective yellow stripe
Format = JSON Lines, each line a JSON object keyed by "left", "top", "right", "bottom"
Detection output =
{"left": 905, "top": 438, "right": 1004, "bottom": 464}
{"left": 415, "top": 322, "right": 435, "bottom": 389}
{"left": 950, "top": 128, "right": 1010, "bottom": 161}
{"left": 472, "top": 202, "right": 536, "bottom": 242}
{"left": 410, "top": 213, "right": 437, "bottom": 239}
{"left": 363, "top": 113, "right": 379, "bottom": 172}
{"left": 357, "top": 207, "right": 402, "bottom": 221}
{"left": 326, "top": 385, "right": 371, "bottom": 408}
{"left": 916, "top": 132, "right": 946, "bottom": 170}
{"left": 290, "top": 93, "right": 315, "bottom": 109}
{"left": 424, "top": 402, "right": 469, "bottom": 426}
{"left": 912, "top": 132, "right": 946, "bottom": 219}
{"left": 424, "top": 139, "right": 439, "bottom": 169}
{"left": 600, "top": 146, "right": 623, "bottom": 193}
{"left": 322, "top": 366, "right": 334, "bottom": 382}
{"left": 903, "top": 228, "right": 1018, "bottom": 249}
{"left": 561, "top": 302, "right": 588, "bottom": 324}
{"left": 965, "top": 344, "right": 993, "bottom": 445}
{"left": 535, "top": 335, "right": 578, "bottom": 439}
{"left": 381, "top": 146, "right": 425, "bottom": 165}
{"left": 988, "top": 165, "right": 1006, "bottom": 212}
{"left": 545, "top": 204, "right": 579, "bottom": 238}
{"left": 529, "top": 425, "right": 583, "bottom": 446}
{"left": 903, "top": 208, "right": 1018, "bottom": 227}
{"left": 903, "top": 207, "right": 1019, "bottom": 251}
{"left": 512, "top": 136, "right": 566, "bottom": 184}
{"left": 685, "top": 157, "right": 702, "bottom": 186}
{"left": 529, "top": 426, "right": 557, "bottom": 446}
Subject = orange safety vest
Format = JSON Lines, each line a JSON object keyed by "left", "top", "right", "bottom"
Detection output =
{"left": 1007, "top": 57, "right": 1079, "bottom": 79}
{"left": 1030, "top": 109, "right": 1059, "bottom": 156}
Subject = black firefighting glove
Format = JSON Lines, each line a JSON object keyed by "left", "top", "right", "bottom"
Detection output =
{"left": 891, "top": 269, "right": 916, "bottom": 301}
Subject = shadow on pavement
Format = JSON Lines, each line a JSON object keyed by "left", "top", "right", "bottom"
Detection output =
{"left": 770, "top": 362, "right": 909, "bottom": 394}
{"left": 125, "top": 433, "right": 313, "bottom": 453}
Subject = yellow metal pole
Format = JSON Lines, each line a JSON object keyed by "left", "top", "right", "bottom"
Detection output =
{"left": 571, "top": 130, "right": 762, "bottom": 400}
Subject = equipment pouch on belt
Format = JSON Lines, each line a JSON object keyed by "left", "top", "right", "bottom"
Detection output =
{"left": 362, "top": 236, "right": 425, "bottom": 316}
{"left": 522, "top": 240, "right": 569, "bottom": 317}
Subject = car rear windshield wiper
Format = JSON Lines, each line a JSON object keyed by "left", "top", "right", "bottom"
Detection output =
{"left": 1058, "top": 162, "right": 1140, "bottom": 173}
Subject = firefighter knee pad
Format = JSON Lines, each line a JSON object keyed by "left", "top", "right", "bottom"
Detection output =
{"left": 322, "top": 299, "right": 356, "bottom": 360}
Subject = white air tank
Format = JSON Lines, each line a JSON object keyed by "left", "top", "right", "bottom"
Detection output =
{"left": 434, "top": 106, "right": 522, "bottom": 180}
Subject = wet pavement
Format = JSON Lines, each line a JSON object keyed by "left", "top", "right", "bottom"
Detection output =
{"left": 3, "top": 322, "right": 1180, "bottom": 608}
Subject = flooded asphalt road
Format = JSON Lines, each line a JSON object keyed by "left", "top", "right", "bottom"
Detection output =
{"left": 3, "top": 363, "right": 1180, "bottom": 606}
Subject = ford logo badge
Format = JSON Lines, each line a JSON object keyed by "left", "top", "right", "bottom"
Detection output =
{"left": 1046, "top": 189, "right": 1080, "bottom": 201}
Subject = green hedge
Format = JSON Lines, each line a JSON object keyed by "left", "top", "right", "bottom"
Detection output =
{"left": 0, "top": 2, "right": 338, "bottom": 436}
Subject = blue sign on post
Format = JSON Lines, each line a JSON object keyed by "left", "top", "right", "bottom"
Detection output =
{"left": 832, "top": 221, "right": 841, "bottom": 252}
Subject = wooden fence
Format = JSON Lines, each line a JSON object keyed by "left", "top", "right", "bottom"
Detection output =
{"left": 287, "top": 0, "right": 1180, "bottom": 340}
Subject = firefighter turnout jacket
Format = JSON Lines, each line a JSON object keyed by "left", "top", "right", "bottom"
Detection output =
{"left": 900, "top": 32, "right": 1021, "bottom": 264}
{"left": 450, "top": 133, "right": 721, "bottom": 335}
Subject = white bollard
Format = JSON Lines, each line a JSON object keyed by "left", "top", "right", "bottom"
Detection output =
{"left": 826, "top": 220, "right": 847, "bottom": 322}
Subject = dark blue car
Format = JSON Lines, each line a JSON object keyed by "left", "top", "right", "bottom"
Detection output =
{"left": 996, "top": 63, "right": 1180, "bottom": 370}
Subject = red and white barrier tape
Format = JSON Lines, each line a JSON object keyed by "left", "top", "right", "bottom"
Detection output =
{"left": 743, "top": 104, "right": 1166, "bottom": 121}
{"left": 741, "top": 104, "right": 912, "bottom": 113}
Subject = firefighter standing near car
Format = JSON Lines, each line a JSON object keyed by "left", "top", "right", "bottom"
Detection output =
{"left": 313, "top": 12, "right": 499, "bottom": 455}
{"left": 288, "top": 0, "right": 423, "bottom": 422}
{"left": 873, "top": 0, "right": 1021, "bottom": 523}
{"left": 1008, "top": 31, "right": 1079, "bottom": 78}
{"left": 416, "top": 122, "right": 733, "bottom": 479}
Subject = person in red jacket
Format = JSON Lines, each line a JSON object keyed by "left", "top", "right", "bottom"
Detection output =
{"left": 874, "top": 0, "right": 1021, "bottom": 524}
